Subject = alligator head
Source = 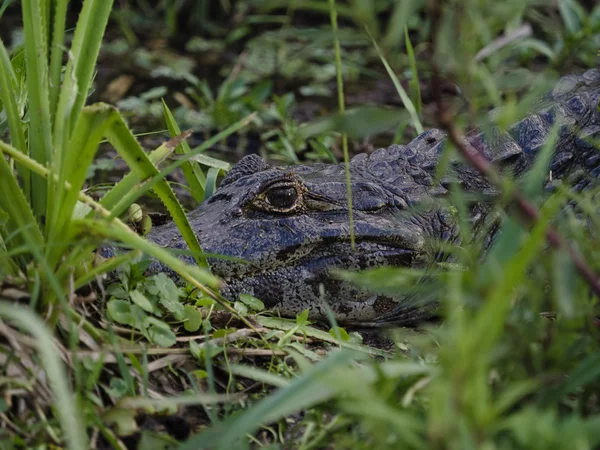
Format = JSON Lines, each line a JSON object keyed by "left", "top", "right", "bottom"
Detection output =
{"left": 146, "top": 69, "right": 600, "bottom": 325}
{"left": 149, "top": 130, "right": 473, "bottom": 324}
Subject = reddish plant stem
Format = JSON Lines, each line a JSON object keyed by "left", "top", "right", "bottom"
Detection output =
{"left": 426, "top": 0, "right": 600, "bottom": 298}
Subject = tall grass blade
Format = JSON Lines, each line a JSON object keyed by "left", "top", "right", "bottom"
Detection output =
{"left": 162, "top": 99, "right": 207, "bottom": 202}
{"left": 382, "top": 0, "right": 417, "bottom": 49}
{"left": 100, "top": 113, "right": 250, "bottom": 223}
{"left": 21, "top": 0, "right": 53, "bottom": 219}
{"left": 97, "top": 136, "right": 178, "bottom": 216}
{"left": 368, "top": 28, "right": 424, "bottom": 134}
{"left": 0, "top": 302, "right": 88, "bottom": 450}
{"left": 54, "top": 0, "right": 114, "bottom": 145}
{"left": 204, "top": 167, "right": 223, "bottom": 201}
{"left": 471, "top": 194, "right": 564, "bottom": 353}
{"left": 0, "top": 40, "right": 29, "bottom": 201}
{"left": 178, "top": 350, "right": 357, "bottom": 450}
{"left": 328, "top": 0, "right": 355, "bottom": 249}
{"left": 46, "top": 104, "right": 116, "bottom": 268}
{"left": 48, "top": 0, "right": 68, "bottom": 122}
{"left": 102, "top": 107, "right": 207, "bottom": 267}
{"left": 0, "top": 143, "right": 44, "bottom": 254}
{"left": 404, "top": 25, "right": 422, "bottom": 115}
{"left": 72, "top": 219, "right": 219, "bottom": 290}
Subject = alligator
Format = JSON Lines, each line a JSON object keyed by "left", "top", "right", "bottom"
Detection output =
{"left": 145, "top": 69, "right": 600, "bottom": 325}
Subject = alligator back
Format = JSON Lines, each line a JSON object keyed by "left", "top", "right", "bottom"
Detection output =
{"left": 347, "top": 69, "right": 600, "bottom": 200}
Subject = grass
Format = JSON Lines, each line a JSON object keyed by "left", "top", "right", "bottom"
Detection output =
{"left": 1, "top": 0, "right": 600, "bottom": 449}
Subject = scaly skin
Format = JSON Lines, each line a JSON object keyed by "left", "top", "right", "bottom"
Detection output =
{"left": 146, "top": 69, "right": 600, "bottom": 325}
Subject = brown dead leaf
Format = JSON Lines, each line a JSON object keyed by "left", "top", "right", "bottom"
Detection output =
{"left": 104, "top": 75, "right": 135, "bottom": 103}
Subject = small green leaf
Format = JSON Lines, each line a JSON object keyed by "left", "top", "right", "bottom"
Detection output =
{"left": 107, "top": 378, "right": 129, "bottom": 399}
{"left": 189, "top": 340, "right": 202, "bottom": 359}
{"left": 184, "top": 305, "right": 203, "bottom": 332}
{"left": 153, "top": 273, "right": 186, "bottom": 320}
{"left": 558, "top": 0, "right": 584, "bottom": 34}
{"left": 138, "top": 431, "right": 178, "bottom": 450}
{"left": 233, "top": 301, "right": 248, "bottom": 316}
{"left": 296, "top": 309, "right": 310, "bottom": 325}
{"left": 515, "top": 38, "right": 556, "bottom": 61}
{"left": 329, "top": 326, "right": 350, "bottom": 341}
{"left": 103, "top": 406, "right": 138, "bottom": 436}
{"left": 141, "top": 86, "right": 168, "bottom": 100}
{"left": 195, "top": 296, "right": 216, "bottom": 307}
{"left": 129, "top": 289, "right": 154, "bottom": 313}
{"left": 107, "top": 284, "right": 129, "bottom": 299}
{"left": 192, "top": 369, "right": 208, "bottom": 379}
{"left": 238, "top": 293, "right": 265, "bottom": 311}
{"left": 144, "top": 317, "right": 176, "bottom": 347}
{"left": 107, "top": 299, "right": 134, "bottom": 326}
{"left": 212, "top": 328, "right": 235, "bottom": 339}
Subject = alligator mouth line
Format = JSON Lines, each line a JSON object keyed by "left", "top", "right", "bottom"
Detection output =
{"left": 216, "top": 245, "right": 415, "bottom": 283}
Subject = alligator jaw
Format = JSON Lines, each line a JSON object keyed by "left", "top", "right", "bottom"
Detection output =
{"left": 214, "top": 241, "right": 421, "bottom": 323}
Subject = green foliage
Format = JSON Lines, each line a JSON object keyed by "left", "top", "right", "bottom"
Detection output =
{"left": 104, "top": 261, "right": 227, "bottom": 347}
{"left": 2, "top": 0, "right": 600, "bottom": 449}
{"left": 0, "top": 1, "right": 229, "bottom": 446}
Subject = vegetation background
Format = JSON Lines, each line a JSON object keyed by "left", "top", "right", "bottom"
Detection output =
{"left": 1, "top": 0, "right": 600, "bottom": 449}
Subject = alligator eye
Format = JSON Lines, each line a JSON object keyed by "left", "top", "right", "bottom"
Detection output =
{"left": 265, "top": 186, "right": 298, "bottom": 209}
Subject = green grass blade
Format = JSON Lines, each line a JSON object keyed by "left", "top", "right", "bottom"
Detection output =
{"left": 328, "top": 0, "right": 355, "bottom": 250}
{"left": 48, "top": 0, "right": 68, "bottom": 123}
{"left": 404, "top": 25, "right": 423, "bottom": 115}
{"left": 22, "top": 0, "right": 53, "bottom": 219}
{"left": 367, "top": 28, "right": 424, "bottom": 134}
{"left": 97, "top": 135, "right": 179, "bottom": 216}
{"left": 0, "top": 211, "right": 21, "bottom": 277}
{"left": 162, "top": 99, "right": 206, "bottom": 202}
{"left": 0, "top": 138, "right": 210, "bottom": 295}
{"left": 72, "top": 219, "right": 219, "bottom": 291}
{"left": 0, "top": 302, "right": 88, "bottom": 450}
{"left": 540, "top": 352, "right": 600, "bottom": 406}
{"left": 46, "top": 104, "right": 117, "bottom": 268}
{"left": 0, "top": 142, "right": 44, "bottom": 253}
{"left": 177, "top": 350, "right": 357, "bottom": 450}
{"left": 382, "top": 0, "right": 417, "bottom": 49}
{"left": 0, "top": 39, "right": 29, "bottom": 202}
{"left": 54, "top": 0, "right": 114, "bottom": 143}
{"left": 471, "top": 194, "right": 565, "bottom": 353}
{"left": 189, "top": 153, "right": 232, "bottom": 170}
{"left": 522, "top": 123, "right": 560, "bottom": 198}
{"left": 73, "top": 250, "right": 141, "bottom": 290}
{"left": 100, "top": 114, "right": 250, "bottom": 225}
{"left": 0, "top": 141, "right": 80, "bottom": 337}
{"left": 102, "top": 107, "right": 207, "bottom": 267}
{"left": 204, "top": 167, "right": 223, "bottom": 201}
